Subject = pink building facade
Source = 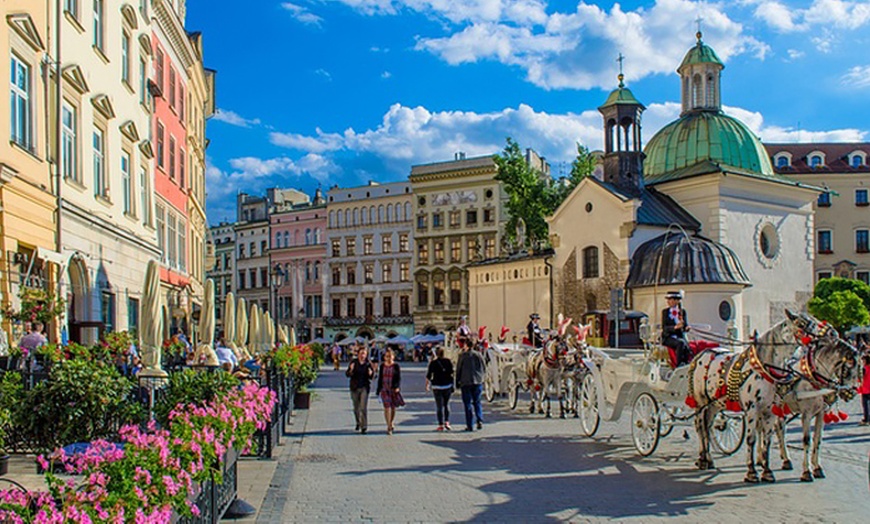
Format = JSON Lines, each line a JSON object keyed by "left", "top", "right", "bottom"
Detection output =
{"left": 270, "top": 195, "right": 327, "bottom": 342}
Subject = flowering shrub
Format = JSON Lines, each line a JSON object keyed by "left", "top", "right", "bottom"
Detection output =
{"left": 0, "top": 382, "right": 277, "bottom": 522}
{"left": 3, "top": 287, "right": 66, "bottom": 325}
{"left": 153, "top": 370, "right": 240, "bottom": 428}
{"left": 162, "top": 338, "right": 187, "bottom": 359}
{"left": 272, "top": 344, "right": 322, "bottom": 390}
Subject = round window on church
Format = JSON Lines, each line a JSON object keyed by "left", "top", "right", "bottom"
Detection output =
{"left": 759, "top": 223, "right": 780, "bottom": 260}
{"left": 718, "top": 300, "right": 733, "bottom": 322}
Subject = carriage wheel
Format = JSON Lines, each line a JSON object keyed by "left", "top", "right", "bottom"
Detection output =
{"left": 508, "top": 371, "right": 520, "bottom": 410}
{"left": 710, "top": 411, "right": 746, "bottom": 456}
{"left": 659, "top": 406, "right": 675, "bottom": 438}
{"left": 484, "top": 374, "right": 496, "bottom": 403}
{"left": 578, "top": 373, "right": 600, "bottom": 437}
{"left": 631, "top": 393, "right": 660, "bottom": 457}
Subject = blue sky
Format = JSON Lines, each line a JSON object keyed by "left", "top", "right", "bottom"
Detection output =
{"left": 188, "top": 0, "right": 870, "bottom": 224}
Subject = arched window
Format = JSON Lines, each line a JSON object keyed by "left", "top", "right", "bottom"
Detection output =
{"left": 706, "top": 73, "right": 715, "bottom": 107}
{"left": 352, "top": 208, "right": 358, "bottom": 225}
{"left": 305, "top": 261, "right": 311, "bottom": 281}
{"left": 692, "top": 74, "right": 702, "bottom": 108}
{"left": 853, "top": 155, "right": 865, "bottom": 168}
{"left": 776, "top": 156, "right": 789, "bottom": 168}
{"left": 275, "top": 232, "right": 282, "bottom": 248}
{"left": 305, "top": 228, "right": 312, "bottom": 245}
{"left": 314, "top": 228, "right": 321, "bottom": 244}
{"left": 810, "top": 155, "right": 823, "bottom": 168}
{"left": 378, "top": 205, "right": 384, "bottom": 223}
{"left": 386, "top": 204, "right": 393, "bottom": 222}
{"left": 405, "top": 202, "right": 411, "bottom": 221}
{"left": 344, "top": 209, "right": 350, "bottom": 226}
{"left": 361, "top": 207, "right": 368, "bottom": 225}
{"left": 582, "top": 246, "right": 599, "bottom": 278}
{"left": 314, "top": 261, "right": 320, "bottom": 282}
{"left": 369, "top": 206, "right": 376, "bottom": 224}
{"left": 329, "top": 210, "right": 335, "bottom": 228}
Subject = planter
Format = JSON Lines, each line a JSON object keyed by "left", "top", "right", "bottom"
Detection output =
{"left": 0, "top": 454, "right": 8, "bottom": 476}
{"left": 293, "top": 391, "right": 311, "bottom": 409}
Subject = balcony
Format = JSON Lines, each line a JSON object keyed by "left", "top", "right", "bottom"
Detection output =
{"left": 325, "top": 315, "right": 413, "bottom": 327}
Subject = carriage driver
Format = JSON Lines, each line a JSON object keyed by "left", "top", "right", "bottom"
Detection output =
{"left": 456, "top": 316, "right": 472, "bottom": 349}
{"left": 662, "top": 290, "right": 692, "bottom": 366}
{"left": 527, "top": 313, "right": 544, "bottom": 348}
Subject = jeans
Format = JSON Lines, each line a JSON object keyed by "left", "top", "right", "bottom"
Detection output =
{"left": 862, "top": 393, "right": 870, "bottom": 422}
{"left": 351, "top": 387, "right": 369, "bottom": 430}
{"left": 433, "top": 388, "right": 452, "bottom": 425}
{"left": 461, "top": 384, "right": 483, "bottom": 429}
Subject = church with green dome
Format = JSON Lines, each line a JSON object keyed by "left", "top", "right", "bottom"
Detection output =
{"left": 548, "top": 33, "right": 820, "bottom": 343}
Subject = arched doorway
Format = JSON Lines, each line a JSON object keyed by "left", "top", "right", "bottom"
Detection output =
{"left": 423, "top": 325, "right": 438, "bottom": 336}
{"left": 67, "top": 256, "right": 92, "bottom": 343}
{"left": 335, "top": 332, "right": 348, "bottom": 343}
{"left": 355, "top": 326, "right": 375, "bottom": 340}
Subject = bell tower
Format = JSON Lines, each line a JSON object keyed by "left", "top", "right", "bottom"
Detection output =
{"left": 598, "top": 54, "right": 645, "bottom": 195}
{"left": 678, "top": 28, "right": 724, "bottom": 116}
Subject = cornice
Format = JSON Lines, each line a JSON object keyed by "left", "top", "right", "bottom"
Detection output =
{"left": 153, "top": 0, "right": 195, "bottom": 70}
{"left": 410, "top": 166, "right": 497, "bottom": 183}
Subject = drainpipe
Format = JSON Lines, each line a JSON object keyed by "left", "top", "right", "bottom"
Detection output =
{"left": 53, "top": 0, "right": 64, "bottom": 343}
{"left": 544, "top": 254, "right": 553, "bottom": 330}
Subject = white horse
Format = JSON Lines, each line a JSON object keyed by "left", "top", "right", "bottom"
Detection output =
{"left": 688, "top": 310, "right": 809, "bottom": 483}
{"left": 770, "top": 331, "right": 860, "bottom": 482}
{"left": 526, "top": 317, "right": 576, "bottom": 418}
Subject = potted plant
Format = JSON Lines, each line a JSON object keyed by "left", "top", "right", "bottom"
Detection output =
{"left": 0, "top": 406, "right": 10, "bottom": 476}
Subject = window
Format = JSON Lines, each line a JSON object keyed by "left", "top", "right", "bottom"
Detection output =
{"left": 467, "top": 209, "right": 478, "bottom": 226}
{"left": 583, "top": 246, "right": 599, "bottom": 278}
{"left": 346, "top": 237, "right": 356, "bottom": 256}
{"left": 400, "top": 295, "right": 410, "bottom": 316}
{"left": 451, "top": 239, "right": 461, "bottom": 263}
{"left": 433, "top": 212, "right": 443, "bottom": 228}
{"left": 434, "top": 241, "right": 445, "bottom": 263}
{"left": 275, "top": 232, "right": 282, "bottom": 248}
{"left": 417, "top": 215, "right": 427, "bottom": 230}
{"left": 179, "top": 148, "right": 186, "bottom": 188}
{"left": 238, "top": 270, "right": 245, "bottom": 289}
{"left": 484, "top": 208, "right": 495, "bottom": 223}
{"left": 817, "top": 192, "right": 831, "bottom": 207}
{"left": 467, "top": 238, "right": 478, "bottom": 261}
{"left": 121, "top": 152, "right": 132, "bottom": 214}
{"left": 249, "top": 269, "right": 257, "bottom": 288}
{"left": 169, "top": 68, "right": 176, "bottom": 108}
{"left": 399, "top": 261, "right": 409, "bottom": 282}
{"left": 433, "top": 280, "right": 445, "bottom": 306}
{"left": 857, "top": 271, "right": 870, "bottom": 285}
{"left": 332, "top": 239, "right": 340, "bottom": 257}
{"left": 156, "top": 204, "right": 166, "bottom": 262}
{"left": 169, "top": 136, "right": 176, "bottom": 179}
{"left": 261, "top": 267, "right": 268, "bottom": 287}
{"left": 450, "top": 278, "right": 461, "bottom": 305}
{"left": 399, "top": 234, "right": 409, "bottom": 252}
{"left": 100, "top": 291, "right": 114, "bottom": 334}
{"left": 417, "top": 281, "right": 428, "bottom": 307}
{"left": 449, "top": 210, "right": 460, "bottom": 228}
{"left": 260, "top": 240, "right": 267, "bottom": 253}
{"left": 64, "top": 0, "right": 79, "bottom": 18}
{"left": 817, "top": 271, "right": 832, "bottom": 282}
{"left": 127, "top": 297, "right": 139, "bottom": 333}
{"left": 382, "top": 263, "right": 392, "bottom": 283}
{"left": 140, "top": 167, "right": 150, "bottom": 225}
{"left": 347, "top": 266, "right": 356, "bottom": 285}
{"left": 332, "top": 298, "right": 341, "bottom": 317}
{"left": 856, "top": 189, "right": 868, "bottom": 206}
{"left": 167, "top": 213, "right": 177, "bottom": 267}
{"left": 139, "top": 58, "right": 147, "bottom": 105}
{"left": 93, "top": 128, "right": 106, "bottom": 197}
{"left": 852, "top": 155, "right": 865, "bottom": 168}
{"left": 810, "top": 155, "right": 823, "bottom": 168}
{"left": 364, "top": 236, "right": 373, "bottom": 255}
{"left": 857, "top": 230, "right": 869, "bottom": 253}
{"left": 347, "top": 297, "right": 356, "bottom": 317}
{"left": 61, "top": 103, "right": 78, "bottom": 180}
{"left": 816, "top": 229, "right": 833, "bottom": 254}
{"left": 156, "top": 122, "right": 165, "bottom": 168}
{"left": 238, "top": 244, "right": 245, "bottom": 258}
{"left": 332, "top": 266, "right": 340, "bottom": 286}
{"left": 382, "top": 235, "right": 392, "bottom": 254}
{"left": 484, "top": 237, "right": 495, "bottom": 259}
{"left": 776, "top": 156, "right": 789, "bottom": 168}
{"left": 249, "top": 242, "right": 255, "bottom": 257}
{"left": 314, "top": 261, "right": 320, "bottom": 282}
{"left": 10, "top": 55, "right": 32, "bottom": 150}
{"left": 364, "top": 264, "right": 373, "bottom": 284}
{"left": 179, "top": 220, "right": 187, "bottom": 272}
{"left": 283, "top": 231, "right": 289, "bottom": 247}
{"left": 418, "top": 242, "right": 429, "bottom": 265}
{"left": 179, "top": 86, "right": 185, "bottom": 120}
{"left": 121, "top": 32, "right": 130, "bottom": 84}
{"left": 155, "top": 48, "right": 164, "bottom": 91}
{"left": 93, "top": 0, "right": 104, "bottom": 51}
{"left": 364, "top": 297, "right": 374, "bottom": 317}
{"left": 383, "top": 296, "right": 392, "bottom": 317}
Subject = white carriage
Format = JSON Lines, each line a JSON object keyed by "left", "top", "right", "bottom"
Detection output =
{"left": 576, "top": 328, "right": 746, "bottom": 457}
{"left": 481, "top": 342, "right": 534, "bottom": 407}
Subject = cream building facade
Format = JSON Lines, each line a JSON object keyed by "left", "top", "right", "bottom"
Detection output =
{"left": 209, "top": 222, "right": 234, "bottom": 328}
{"left": 1, "top": 3, "right": 61, "bottom": 341}
{"left": 410, "top": 155, "right": 507, "bottom": 334}
{"left": 325, "top": 181, "right": 414, "bottom": 341}
{"left": 56, "top": 1, "right": 159, "bottom": 343}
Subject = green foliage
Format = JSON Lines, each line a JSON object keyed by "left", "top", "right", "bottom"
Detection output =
{"left": 272, "top": 344, "right": 320, "bottom": 391}
{"left": 808, "top": 290, "right": 870, "bottom": 335}
{"left": 3, "top": 287, "right": 66, "bottom": 325}
{"left": 812, "top": 277, "right": 870, "bottom": 310}
{"left": 154, "top": 369, "right": 240, "bottom": 427}
{"left": 494, "top": 138, "right": 596, "bottom": 248}
{"left": 0, "top": 361, "right": 141, "bottom": 453}
{"left": 308, "top": 342, "right": 326, "bottom": 364}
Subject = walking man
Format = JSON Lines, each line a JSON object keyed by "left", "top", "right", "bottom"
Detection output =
{"left": 346, "top": 346, "right": 376, "bottom": 434}
{"left": 455, "top": 342, "right": 486, "bottom": 431}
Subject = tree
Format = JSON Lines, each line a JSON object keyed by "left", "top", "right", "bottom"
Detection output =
{"left": 811, "top": 276, "right": 870, "bottom": 310}
{"left": 808, "top": 290, "right": 870, "bottom": 335}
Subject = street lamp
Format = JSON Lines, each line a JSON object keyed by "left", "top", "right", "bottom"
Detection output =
{"left": 297, "top": 306, "right": 307, "bottom": 344}
{"left": 271, "top": 264, "right": 285, "bottom": 328}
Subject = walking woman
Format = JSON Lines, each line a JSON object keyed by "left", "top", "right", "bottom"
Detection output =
{"left": 346, "top": 346, "right": 375, "bottom": 434}
{"left": 426, "top": 347, "right": 454, "bottom": 431}
{"left": 376, "top": 349, "right": 404, "bottom": 435}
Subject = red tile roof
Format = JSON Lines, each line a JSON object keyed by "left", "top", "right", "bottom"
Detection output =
{"left": 764, "top": 143, "right": 870, "bottom": 174}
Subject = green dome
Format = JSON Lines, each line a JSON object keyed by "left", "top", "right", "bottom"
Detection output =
{"left": 643, "top": 111, "right": 774, "bottom": 183}
{"left": 599, "top": 85, "right": 644, "bottom": 110}
{"left": 679, "top": 38, "right": 724, "bottom": 70}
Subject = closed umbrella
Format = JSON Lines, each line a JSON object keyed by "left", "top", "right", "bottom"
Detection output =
{"left": 139, "top": 260, "right": 167, "bottom": 377}
{"left": 278, "top": 325, "right": 288, "bottom": 345}
{"left": 196, "top": 280, "right": 219, "bottom": 366}
{"left": 224, "top": 292, "right": 240, "bottom": 360}
{"left": 236, "top": 297, "right": 250, "bottom": 361}
{"left": 250, "top": 303, "right": 261, "bottom": 355}
{"left": 289, "top": 326, "right": 297, "bottom": 347}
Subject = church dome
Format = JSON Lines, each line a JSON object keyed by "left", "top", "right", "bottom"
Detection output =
{"left": 643, "top": 110, "right": 775, "bottom": 183}
{"left": 625, "top": 232, "right": 751, "bottom": 289}
{"left": 679, "top": 37, "right": 724, "bottom": 69}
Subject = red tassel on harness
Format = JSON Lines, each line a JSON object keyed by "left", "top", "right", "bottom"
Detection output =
{"left": 782, "top": 404, "right": 792, "bottom": 416}
{"left": 534, "top": 384, "right": 542, "bottom": 391}
{"left": 725, "top": 400, "right": 741, "bottom": 412}
{"left": 685, "top": 396, "right": 698, "bottom": 408}
{"left": 771, "top": 404, "right": 784, "bottom": 418}
{"left": 824, "top": 412, "right": 835, "bottom": 424}
{"left": 478, "top": 326, "right": 487, "bottom": 340}
{"left": 838, "top": 411, "right": 848, "bottom": 421}
{"left": 801, "top": 336, "right": 812, "bottom": 346}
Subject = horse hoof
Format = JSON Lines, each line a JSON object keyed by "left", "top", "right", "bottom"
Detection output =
{"left": 800, "top": 471, "right": 814, "bottom": 482}
{"left": 559, "top": 414, "right": 566, "bottom": 419}
{"left": 546, "top": 413, "right": 552, "bottom": 418}
{"left": 706, "top": 460, "right": 716, "bottom": 470}
{"left": 781, "top": 460, "right": 793, "bottom": 471}
{"left": 695, "top": 459, "right": 711, "bottom": 470}
{"left": 761, "top": 471, "right": 776, "bottom": 483}
{"left": 744, "top": 472, "right": 760, "bottom": 484}
{"left": 813, "top": 467, "right": 825, "bottom": 479}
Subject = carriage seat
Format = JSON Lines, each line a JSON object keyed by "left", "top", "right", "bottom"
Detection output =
{"left": 522, "top": 336, "right": 531, "bottom": 346}
{"left": 665, "top": 340, "right": 719, "bottom": 369}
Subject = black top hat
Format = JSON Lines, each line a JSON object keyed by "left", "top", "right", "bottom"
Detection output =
{"left": 665, "top": 290, "right": 683, "bottom": 300}
{"left": 530, "top": 313, "right": 540, "bottom": 319}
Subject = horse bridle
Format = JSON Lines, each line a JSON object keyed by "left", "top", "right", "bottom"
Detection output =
{"left": 795, "top": 337, "right": 858, "bottom": 396}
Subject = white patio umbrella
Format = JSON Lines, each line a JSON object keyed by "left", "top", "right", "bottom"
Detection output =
{"left": 266, "top": 312, "right": 275, "bottom": 349}
{"left": 139, "top": 260, "right": 167, "bottom": 377}
{"left": 278, "top": 324, "right": 288, "bottom": 345}
{"left": 250, "top": 303, "right": 261, "bottom": 355}
{"left": 236, "top": 297, "right": 251, "bottom": 361}
{"left": 224, "top": 292, "right": 240, "bottom": 360}
{"left": 289, "top": 326, "right": 297, "bottom": 347}
{"left": 195, "top": 280, "right": 219, "bottom": 366}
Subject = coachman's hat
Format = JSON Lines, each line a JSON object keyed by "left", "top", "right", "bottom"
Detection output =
{"left": 530, "top": 313, "right": 541, "bottom": 319}
{"left": 665, "top": 290, "right": 683, "bottom": 300}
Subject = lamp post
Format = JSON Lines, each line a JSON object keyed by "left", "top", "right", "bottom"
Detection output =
{"left": 271, "top": 265, "right": 285, "bottom": 329}
{"left": 297, "top": 307, "right": 307, "bottom": 344}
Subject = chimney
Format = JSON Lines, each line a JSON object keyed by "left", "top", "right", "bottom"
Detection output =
{"left": 454, "top": 151, "right": 466, "bottom": 161}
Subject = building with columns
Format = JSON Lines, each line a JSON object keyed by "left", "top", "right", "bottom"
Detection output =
{"left": 324, "top": 181, "right": 414, "bottom": 342}
{"left": 410, "top": 156, "right": 507, "bottom": 334}
{"left": 209, "top": 222, "right": 234, "bottom": 328}
{"left": 234, "top": 193, "right": 271, "bottom": 316}
{"left": 270, "top": 190, "right": 327, "bottom": 343}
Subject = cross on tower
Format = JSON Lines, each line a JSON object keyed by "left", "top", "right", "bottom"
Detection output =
{"left": 695, "top": 15, "right": 704, "bottom": 40}
{"left": 616, "top": 53, "right": 625, "bottom": 87}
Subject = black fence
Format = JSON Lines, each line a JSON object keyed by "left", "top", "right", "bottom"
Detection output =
{"left": 176, "top": 448, "right": 240, "bottom": 524}
{"left": 251, "top": 366, "right": 295, "bottom": 459}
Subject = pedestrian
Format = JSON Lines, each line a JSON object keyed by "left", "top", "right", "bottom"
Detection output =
{"left": 346, "top": 346, "right": 375, "bottom": 434}
{"left": 376, "top": 349, "right": 404, "bottom": 435}
{"left": 426, "top": 346, "right": 454, "bottom": 431}
{"left": 18, "top": 321, "right": 47, "bottom": 355}
{"left": 455, "top": 340, "right": 486, "bottom": 431}
{"left": 859, "top": 352, "right": 870, "bottom": 426}
{"left": 331, "top": 343, "right": 342, "bottom": 371}
{"left": 456, "top": 316, "right": 472, "bottom": 349}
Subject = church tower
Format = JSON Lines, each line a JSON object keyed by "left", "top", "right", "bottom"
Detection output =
{"left": 598, "top": 57, "right": 645, "bottom": 195}
{"left": 678, "top": 30, "right": 724, "bottom": 116}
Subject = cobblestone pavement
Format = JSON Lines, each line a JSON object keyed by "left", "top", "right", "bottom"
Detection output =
{"left": 257, "top": 362, "right": 869, "bottom": 523}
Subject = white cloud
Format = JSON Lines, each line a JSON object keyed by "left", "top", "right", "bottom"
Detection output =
{"left": 724, "top": 105, "right": 866, "bottom": 142}
{"left": 786, "top": 49, "right": 805, "bottom": 60}
{"left": 212, "top": 109, "right": 262, "bottom": 128}
{"left": 842, "top": 65, "right": 870, "bottom": 88}
{"left": 381, "top": 70, "right": 393, "bottom": 79}
{"left": 281, "top": 2, "right": 324, "bottom": 26}
{"left": 270, "top": 128, "right": 345, "bottom": 153}
{"left": 750, "top": 0, "right": 870, "bottom": 32}
{"left": 315, "top": 68, "right": 332, "bottom": 81}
